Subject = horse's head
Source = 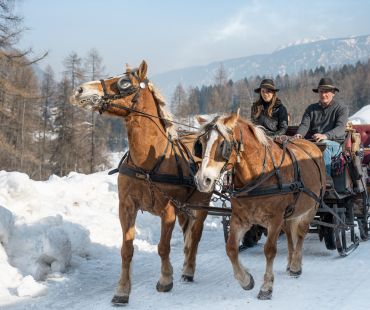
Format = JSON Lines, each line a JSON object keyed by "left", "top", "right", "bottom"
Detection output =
{"left": 194, "top": 111, "right": 240, "bottom": 193}
{"left": 70, "top": 60, "right": 149, "bottom": 116}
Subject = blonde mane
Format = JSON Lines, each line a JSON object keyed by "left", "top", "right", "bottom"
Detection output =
{"left": 215, "top": 115, "right": 270, "bottom": 147}
{"left": 148, "top": 82, "right": 178, "bottom": 139}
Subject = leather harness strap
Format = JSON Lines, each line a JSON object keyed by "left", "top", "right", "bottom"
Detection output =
{"left": 231, "top": 140, "right": 303, "bottom": 197}
{"left": 118, "top": 161, "right": 195, "bottom": 187}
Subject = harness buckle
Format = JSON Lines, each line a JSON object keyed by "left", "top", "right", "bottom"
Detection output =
{"left": 135, "top": 172, "right": 150, "bottom": 180}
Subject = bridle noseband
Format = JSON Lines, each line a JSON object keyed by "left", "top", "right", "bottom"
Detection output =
{"left": 97, "top": 71, "right": 147, "bottom": 114}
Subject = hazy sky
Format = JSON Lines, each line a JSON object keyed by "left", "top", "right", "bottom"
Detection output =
{"left": 16, "top": 0, "right": 370, "bottom": 78}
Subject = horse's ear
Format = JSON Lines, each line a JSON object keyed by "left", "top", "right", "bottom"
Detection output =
{"left": 138, "top": 60, "right": 148, "bottom": 80}
{"left": 125, "top": 63, "right": 131, "bottom": 74}
{"left": 196, "top": 115, "right": 208, "bottom": 126}
{"left": 225, "top": 110, "right": 240, "bottom": 129}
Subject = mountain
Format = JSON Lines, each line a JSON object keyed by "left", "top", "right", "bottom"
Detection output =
{"left": 151, "top": 34, "right": 370, "bottom": 101}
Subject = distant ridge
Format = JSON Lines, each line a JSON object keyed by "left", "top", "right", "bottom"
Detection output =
{"left": 152, "top": 34, "right": 370, "bottom": 101}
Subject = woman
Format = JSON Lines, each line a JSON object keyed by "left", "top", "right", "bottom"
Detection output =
{"left": 251, "top": 79, "right": 288, "bottom": 136}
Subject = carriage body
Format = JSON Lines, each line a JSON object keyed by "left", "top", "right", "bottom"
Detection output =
{"left": 315, "top": 123, "right": 370, "bottom": 255}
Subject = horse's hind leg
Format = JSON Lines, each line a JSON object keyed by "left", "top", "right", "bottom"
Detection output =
{"left": 112, "top": 200, "right": 138, "bottom": 305}
{"left": 258, "top": 220, "right": 283, "bottom": 300}
{"left": 179, "top": 210, "right": 208, "bottom": 282}
{"left": 156, "top": 202, "right": 176, "bottom": 292}
{"left": 226, "top": 217, "right": 254, "bottom": 291}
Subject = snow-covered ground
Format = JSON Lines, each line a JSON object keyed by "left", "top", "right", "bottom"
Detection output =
{"left": 1, "top": 167, "right": 370, "bottom": 310}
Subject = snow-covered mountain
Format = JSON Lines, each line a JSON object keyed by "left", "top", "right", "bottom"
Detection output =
{"left": 152, "top": 34, "right": 370, "bottom": 101}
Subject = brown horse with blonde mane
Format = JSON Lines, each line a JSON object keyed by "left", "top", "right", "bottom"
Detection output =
{"left": 70, "top": 60, "right": 210, "bottom": 305}
{"left": 194, "top": 111, "right": 325, "bottom": 299}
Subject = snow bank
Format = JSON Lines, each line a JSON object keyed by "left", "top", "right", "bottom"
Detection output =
{"left": 0, "top": 170, "right": 99, "bottom": 299}
{"left": 0, "top": 169, "right": 175, "bottom": 303}
{"left": 349, "top": 105, "right": 370, "bottom": 124}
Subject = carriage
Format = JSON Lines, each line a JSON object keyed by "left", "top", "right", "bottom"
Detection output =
{"left": 70, "top": 60, "right": 370, "bottom": 303}
{"left": 219, "top": 123, "right": 370, "bottom": 257}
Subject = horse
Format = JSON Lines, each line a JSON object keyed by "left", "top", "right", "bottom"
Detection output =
{"left": 70, "top": 60, "right": 210, "bottom": 305}
{"left": 194, "top": 111, "right": 325, "bottom": 299}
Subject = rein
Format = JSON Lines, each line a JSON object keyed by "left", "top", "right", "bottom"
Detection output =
{"left": 96, "top": 76, "right": 199, "bottom": 130}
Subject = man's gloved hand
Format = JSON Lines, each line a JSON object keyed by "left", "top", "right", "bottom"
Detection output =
{"left": 312, "top": 133, "right": 327, "bottom": 142}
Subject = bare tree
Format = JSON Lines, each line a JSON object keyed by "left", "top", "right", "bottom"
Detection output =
{"left": 39, "top": 65, "right": 56, "bottom": 179}
{"left": 213, "top": 63, "right": 228, "bottom": 87}
{"left": 63, "top": 51, "right": 86, "bottom": 171}
{"left": 171, "top": 83, "right": 188, "bottom": 117}
{"left": 0, "top": 0, "right": 47, "bottom": 64}
{"left": 84, "top": 48, "right": 108, "bottom": 173}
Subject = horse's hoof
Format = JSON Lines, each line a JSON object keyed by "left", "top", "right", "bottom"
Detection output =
{"left": 289, "top": 269, "right": 302, "bottom": 277}
{"left": 111, "top": 294, "right": 129, "bottom": 305}
{"left": 156, "top": 281, "right": 173, "bottom": 292}
{"left": 257, "top": 289, "right": 273, "bottom": 300}
{"left": 181, "top": 274, "right": 194, "bottom": 282}
{"left": 242, "top": 274, "right": 255, "bottom": 290}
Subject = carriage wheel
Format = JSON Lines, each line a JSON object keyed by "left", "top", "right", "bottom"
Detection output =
{"left": 239, "top": 225, "right": 264, "bottom": 250}
{"left": 221, "top": 216, "right": 262, "bottom": 250}
{"left": 320, "top": 214, "right": 336, "bottom": 250}
{"left": 221, "top": 215, "right": 230, "bottom": 243}
{"left": 356, "top": 190, "right": 369, "bottom": 241}
{"left": 333, "top": 203, "right": 359, "bottom": 256}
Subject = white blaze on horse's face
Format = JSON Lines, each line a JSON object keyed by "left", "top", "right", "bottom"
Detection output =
{"left": 70, "top": 80, "right": 104, "bottom": 110}
{"left": 195, "top": 129, "right": 226, "bottom": 193}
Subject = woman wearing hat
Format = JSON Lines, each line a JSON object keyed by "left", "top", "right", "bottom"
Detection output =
{"left": 295, "top": 77, "right": 348, "bottom": 179}
{"left": 251, "top": 78, "right": 288, "bottom": 136}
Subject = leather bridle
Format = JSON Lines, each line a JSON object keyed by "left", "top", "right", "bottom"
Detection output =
{"left": 97, "top": 71, "right": 146, "bottom": 114}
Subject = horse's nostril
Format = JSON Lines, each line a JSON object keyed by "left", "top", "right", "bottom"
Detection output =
{"left": 205, "top": 178, "right": 212, "bottom": 186}
{"left": 77, "top": 87, "right": 83, "bottom": 94}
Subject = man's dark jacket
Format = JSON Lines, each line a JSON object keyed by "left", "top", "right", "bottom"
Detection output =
{"left": 296, "top": 100, "right": 349, "bottom": 143}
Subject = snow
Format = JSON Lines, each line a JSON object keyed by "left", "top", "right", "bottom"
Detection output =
{"left": 1, "top": 168, "right": 370, "bottom": 309}
{"left": 349, "top": 105, "right": 370, "bottom": 124}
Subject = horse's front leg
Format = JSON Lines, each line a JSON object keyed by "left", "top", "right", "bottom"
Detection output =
{"left": 226, "top": 216, "right": 254, "bottom": 290}
{"left": 289, "top": 208, "right": 316, "bottom": 277}
{"left": 112, "top": 200, "right": 138, "bottom": 305}
{"left": 156, "top": 202, "right": 176, "bottom": 292}
{"left": 257, "top": 219, "right": 283, "bottom": 300}
{"left": 179, "top": 210, "right": 208, "bottom": 282}
{"left": 283, "top": 220, "right": 295, "bottom": 272}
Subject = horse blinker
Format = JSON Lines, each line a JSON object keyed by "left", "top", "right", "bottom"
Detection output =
{"left": 193, "top": 139, "right": 203, "bottom": 158}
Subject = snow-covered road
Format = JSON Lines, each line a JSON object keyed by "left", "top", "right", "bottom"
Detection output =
{"left": 1, "top": 170, "right": 369, "bottom": 310}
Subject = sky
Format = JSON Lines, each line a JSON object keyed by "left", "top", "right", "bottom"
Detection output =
{"left": 16, "top": 0, "right": 370, "bottom": 79}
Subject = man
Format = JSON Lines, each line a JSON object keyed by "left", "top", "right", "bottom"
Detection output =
{"left": 295, "top": 77, "right": 349, "bottom": 179}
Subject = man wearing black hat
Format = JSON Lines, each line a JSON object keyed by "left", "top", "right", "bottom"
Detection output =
{"left": 295, "top": 77, "right": 349, "bottom": 178}
{"left": 251, "top": 79, "right": 288, "bottom": 136}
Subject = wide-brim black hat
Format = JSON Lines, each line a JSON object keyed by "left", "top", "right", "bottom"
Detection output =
{"left": 312, "top": 77, "right": 339, "bottom": 93}
{"left": 254, "top": 78, "right": 279, "bottom": 93}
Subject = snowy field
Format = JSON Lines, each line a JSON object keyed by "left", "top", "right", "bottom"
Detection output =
{"left": 1, "top": 167, "right": 370, "bottom": 310}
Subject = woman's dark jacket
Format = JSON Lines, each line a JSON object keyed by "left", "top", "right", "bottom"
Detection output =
{"left": 251, "top": 99, "right": 288, "bottom": 136}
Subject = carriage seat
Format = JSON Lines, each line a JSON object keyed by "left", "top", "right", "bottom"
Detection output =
{"left": 352, "top": 124, "right": 370, "bottom": 165}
